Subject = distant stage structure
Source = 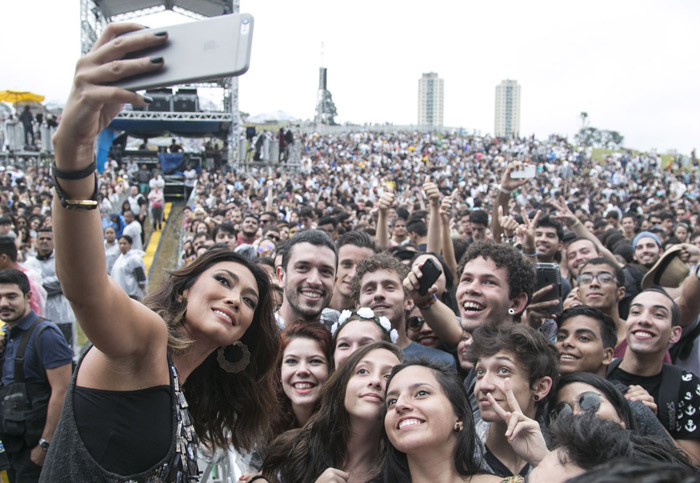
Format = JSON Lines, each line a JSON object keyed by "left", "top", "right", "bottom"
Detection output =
{"left": 79, "top": 0, "right": 244, "bottom": 166}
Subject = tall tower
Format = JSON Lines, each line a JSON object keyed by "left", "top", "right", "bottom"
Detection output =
{"left": 314, "top": 67, "right": 338, "bottom": 125}
{"left": 418, "top": 73, "right": 444, "bottom": 127}
{"left": 494, "top": 79, "right": 521, "bottom": 138}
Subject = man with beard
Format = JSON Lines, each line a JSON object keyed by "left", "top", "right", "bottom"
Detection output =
{"left": 0, "top": 269, "right": 72, "bottom": 482}
{"left": 236, "top": 213, "right": 260, "bottom": 247}
{"left": 632, "top": 232, "right": 663, "bottom": 271}
{"left": 275, "top": 230, "right": 338, "bottom": 329}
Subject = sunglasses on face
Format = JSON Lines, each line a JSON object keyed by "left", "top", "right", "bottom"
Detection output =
{"left": 577, "top": 272, "right": 616, "bottom": 286}
{"left": 406, "top": 316, "right": 425, "bottom": 331}
{"left": 550, "top": 391, "right": 602, "bottom": 423}
{"left": 268, "top": 234, "right": 280, "bottom": 242}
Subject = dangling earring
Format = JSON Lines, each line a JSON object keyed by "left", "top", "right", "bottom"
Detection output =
{"left": 454, "top": 421, "right": 463, "bottom": 432}
{"left": 217, "top": 341, "right": 251, "bottom": 373}
{"left": 508, "top": 308, "right": 515, "bottom": 315}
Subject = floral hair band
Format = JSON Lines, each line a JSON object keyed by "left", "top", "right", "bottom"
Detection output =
{"left": 331, "top": 307, "right": 399, "bottom": 344}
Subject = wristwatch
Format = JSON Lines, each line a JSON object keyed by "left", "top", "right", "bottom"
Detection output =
{"left": 38, "top": 438, "right": 50, "bottom": 450}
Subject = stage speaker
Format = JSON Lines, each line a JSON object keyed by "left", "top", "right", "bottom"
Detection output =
{"left": 146, "top": 88, "right": 173, "bottom": 112}
{"left": 173, "top": 88, "right": 199, "bottom": 112}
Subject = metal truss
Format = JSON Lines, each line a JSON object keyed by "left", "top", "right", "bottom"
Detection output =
{"left": 115, "top": 111, "right": 232, "bottom": 122}
{"left": 78, "top": 0, "right": 241, "bottom": 165}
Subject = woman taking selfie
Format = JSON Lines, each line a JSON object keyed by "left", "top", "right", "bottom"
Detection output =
{"left": 40, "top": 23, "right": 280, "bottom": 482}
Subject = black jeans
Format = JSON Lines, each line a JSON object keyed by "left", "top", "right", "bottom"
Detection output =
{"left": 5, "top": 440, "right": 42, "bottom": 483}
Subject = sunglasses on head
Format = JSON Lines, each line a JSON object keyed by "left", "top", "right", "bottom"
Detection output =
{"left": 406, "top": 316, "right": 425, "bottom": 331}
{"left": 550, "top": 391, "right": 602, "bottom": 423}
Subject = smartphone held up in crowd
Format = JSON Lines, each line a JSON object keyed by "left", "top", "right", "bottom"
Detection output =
{"left": 111, "top": 13, "right": 254, "bottom": 91}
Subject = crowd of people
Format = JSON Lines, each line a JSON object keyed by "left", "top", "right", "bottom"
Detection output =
{"left": 0, "top": 23, "right": 699, "bottom": 483}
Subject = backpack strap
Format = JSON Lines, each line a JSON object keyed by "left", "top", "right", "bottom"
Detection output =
{"left": 31, "top": 323, "right": 50, "bottom": 382}
{"left": 657, "top": 363, "right": 683, "bottom": 433}
{"left": 605, "top": 358, "right": 623, "bottom": 377}
{"left": 13, "top": 318, "right": 44, "bottom": 383}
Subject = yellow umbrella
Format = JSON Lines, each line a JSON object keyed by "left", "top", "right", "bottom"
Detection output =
{"left": 0, "top": 90, "right": 45, "bottom": 104}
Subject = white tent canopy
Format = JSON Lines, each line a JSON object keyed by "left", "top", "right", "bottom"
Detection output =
{"left": 246, "top": 110, "right": 299, "bottom": 124}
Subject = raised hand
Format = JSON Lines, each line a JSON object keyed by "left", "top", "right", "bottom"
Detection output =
{"left": 423, "top": 179, "right": 441, "bottom": 208}
{"left": 487, "top": 378, "right": 549, "bottom": 466}
{"left": 625, "top": 385, "right": 658, "bottom": 415}
{"left": 55, "top": 24, "right": 167, "bottom": 158}
{"left": 500, "top": 161, "right": 534, "bottom": 192}
{"left": 549, "top": 196, "right": 579, "bottom": 228}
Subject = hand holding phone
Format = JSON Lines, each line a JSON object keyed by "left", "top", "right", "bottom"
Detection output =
{"left": 418, "top": 258, "right": 443, "bottom": 296}
{"left": 511, "top": 165, "right": 536, "bottom": 179}
{"left": 535, "top": 263, "right": 563, "bottom": 316}
{"left": 112, "top": 13, "right": 254, "bottom": 91}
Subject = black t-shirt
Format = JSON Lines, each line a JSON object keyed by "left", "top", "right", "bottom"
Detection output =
{"left": 608, "top": 365, "right": 700, "bottom": 439}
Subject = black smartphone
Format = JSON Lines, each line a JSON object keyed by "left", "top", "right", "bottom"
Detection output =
{"left": 536, "top": 263, "right": 563, "bottom": 316}
{"left": 418, "top": 258, "right": 443, "bottom": 296}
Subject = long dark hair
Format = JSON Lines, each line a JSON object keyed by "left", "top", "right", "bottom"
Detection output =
{"left": 382, "top": 359, "right": 484, "bottom": 482}
{"left": 142, "top": 248, "right": 280, "bottom": 451}
{"left": 262, "top": 341, "right": 402, "bottom": 483}
{"left": 553, "top": 372, "right": 636, "bottom": 431}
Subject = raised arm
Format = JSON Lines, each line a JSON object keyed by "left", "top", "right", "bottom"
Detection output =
{"left": 403, "top": 263, "right": 462, "bottom": 348}
{"left": 375, "top": 190, "right": 394, "bottom": 250}
{"left": 491, "top": 161, "right": 532, "bottom": 243}
{"left": 676, "top": 245, "right": 700, "bottom": 328}
{"left": 52, "top": 23, "right": 168, "bottom": 364}
{"left": 550, "top": 196, "right": 623, "bottom": 268}
{"left": 423, "top": 180, "right": 442, "bottom": 254}
{"left": 439, "top": 192, "right": 458, "bottom": 282}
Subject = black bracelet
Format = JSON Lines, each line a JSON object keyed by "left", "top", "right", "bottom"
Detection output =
{"left": 52, "top": 160, "right": 96, "bottom": 180}
{"left": 53, "top": 172, "right": 99, "bottom": 210}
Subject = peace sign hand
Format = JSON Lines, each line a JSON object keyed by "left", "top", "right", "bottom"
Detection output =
{"left": 487, "top": 378, "right": 549, "bottom": 467}
{"left": 515, "top": 208, "right": 540, "bottom": 253}
{"left": 549, "top": 196, "right": 579, "bottom": 228}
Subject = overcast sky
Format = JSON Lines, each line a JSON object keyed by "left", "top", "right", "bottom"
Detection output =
{"left": 2, "top": 0, "right": 699, "bottom": 154}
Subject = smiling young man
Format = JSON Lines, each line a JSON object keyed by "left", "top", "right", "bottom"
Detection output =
{"left": 606, "top": 288, "right": 700, "bottom": 464}
{"left": 275, "top": 230, "right": 338, "bottom": 329}
{"left": 352, "top": 253, "right": 455, "bottom": 368}
{"left": 577, "top": 258, "right": 627, "bottom": 356}
{"left": 632, "top": 231, "right": 663, "bottom": 271}
{"left": 556, "top": 305, "right": 617, "bottom": 377}
{"left": 565, "top": 238, "right": 600, "bottom": 281}
{"left": 555, "top": 305, "right": 671, "bottom": 441}
{"left": 403, "top": 241, "right": 535, "bottom": 351}
{"left": 329, "top": 231, "right": 376, "bottom": 312}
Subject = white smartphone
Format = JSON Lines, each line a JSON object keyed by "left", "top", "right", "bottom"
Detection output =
{"left": 511, "top": 165, "right": 536, "bottom": 179}
{"left": 111, "top": 13, "right": 254, "bottom": 91}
